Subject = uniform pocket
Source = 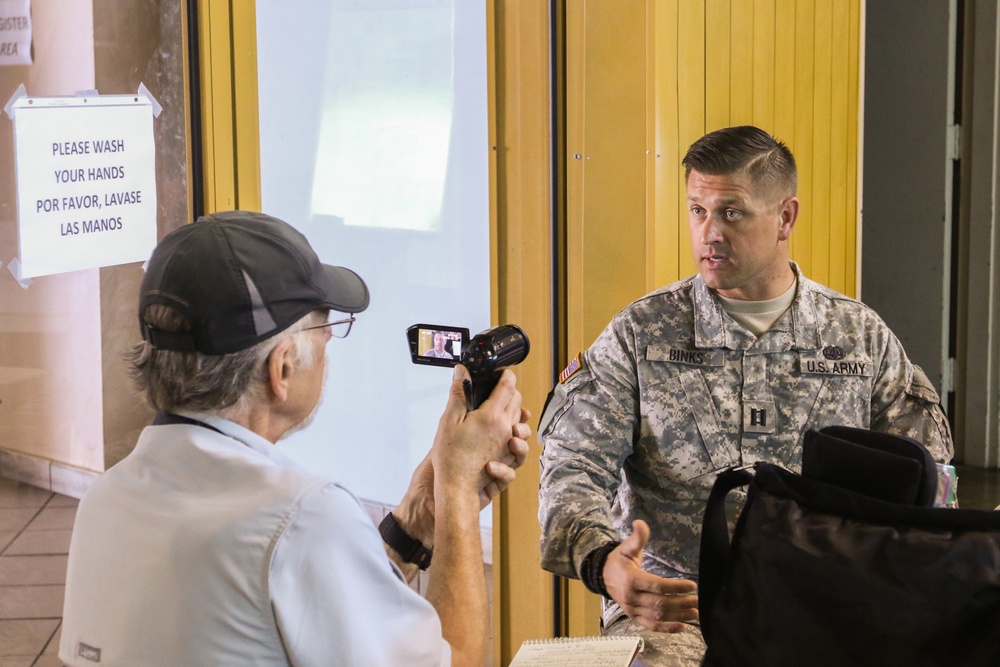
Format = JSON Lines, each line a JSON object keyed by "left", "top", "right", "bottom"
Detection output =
{"left": 808, "top": 374, "right": 873, "bottom": 429}
{"left": 635, "top": 369, "right": 739, "bottom": 485}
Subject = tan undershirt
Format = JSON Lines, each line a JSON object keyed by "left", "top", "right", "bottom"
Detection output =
{"left": 716, "top": 279, "right": 797, "bottom": 337}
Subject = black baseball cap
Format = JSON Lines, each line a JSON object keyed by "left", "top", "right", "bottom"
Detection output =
{"left": 138, "top": 210, "right": 369, "bottom": 355}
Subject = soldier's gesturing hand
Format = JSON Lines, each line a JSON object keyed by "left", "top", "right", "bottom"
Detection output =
{"left": 603, "top": 520, "right": 700, "bottom": 633}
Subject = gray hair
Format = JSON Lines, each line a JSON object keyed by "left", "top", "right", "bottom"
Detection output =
{"left": 128, "top": 306, "right": 321, "bottom": 416}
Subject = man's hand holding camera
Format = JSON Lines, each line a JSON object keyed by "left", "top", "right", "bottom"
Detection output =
{"left": 388, "top": 365, "right": 530, "bottom": 576}
{"left": 433, "top": 365, "right": 530, "bottom": 502}
{"left": 385, "top": 364, "right": 530, "bottom": 664}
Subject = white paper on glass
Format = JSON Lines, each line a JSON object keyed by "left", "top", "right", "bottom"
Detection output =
{"left": 10, "top": 92, "right": 157, "bottom": 278}
{"left": 0, "top": 0, "right": 32, "bottom": 66}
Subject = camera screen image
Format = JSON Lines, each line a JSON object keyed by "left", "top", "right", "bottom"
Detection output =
{"left": 419, "top": 329, "right": 463, "bottom": 360}
{"left": 406, "top": 324, "right": 470, "bottom": 368}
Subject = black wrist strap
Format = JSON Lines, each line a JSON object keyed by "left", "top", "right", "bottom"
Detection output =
{"left": 379, "top": 511, "right": 433, "bottom": 570}
{"left": 580, "top": 541, "right": 621, "bottom": 598}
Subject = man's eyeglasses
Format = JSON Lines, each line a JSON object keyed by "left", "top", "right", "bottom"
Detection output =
{"left": 300, "top": 315, "right": 355, "bottom": 339}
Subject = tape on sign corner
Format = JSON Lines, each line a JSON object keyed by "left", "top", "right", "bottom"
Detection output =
{"left": 7, "top": 257, "right": 33, "bottom": 289}
{"left": 137, "top": 83, "right": 163, "bottom": 118}
{"left": 3, "top": 82, "right": 27, "bottom": 119}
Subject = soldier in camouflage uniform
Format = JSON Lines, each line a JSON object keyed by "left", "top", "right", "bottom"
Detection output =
{"left": 537, "top": 126, "right": 953, "bottom": 666}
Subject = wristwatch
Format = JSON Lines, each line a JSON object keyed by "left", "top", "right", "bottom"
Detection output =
{"left": 378, "top": 511, "right": 433, "bottom": 570}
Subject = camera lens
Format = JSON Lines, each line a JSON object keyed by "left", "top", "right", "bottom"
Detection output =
{"left": 461, "top": 324, "right": 529, "bottom": 374}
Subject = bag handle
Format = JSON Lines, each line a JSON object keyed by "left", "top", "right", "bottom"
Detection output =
{"left": 698, "top": 465, "right": 754, "bottom": 641}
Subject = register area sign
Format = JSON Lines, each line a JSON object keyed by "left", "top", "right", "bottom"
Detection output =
{"left": 11, "top": 93, "right": 157, "bottom": 278}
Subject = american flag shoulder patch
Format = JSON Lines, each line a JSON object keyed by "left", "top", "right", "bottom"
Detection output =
{"left": 559, "top": 354, "right": 582, "bottom": 384}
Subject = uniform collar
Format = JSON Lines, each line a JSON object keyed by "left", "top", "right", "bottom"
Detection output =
{"left": 692, "top": 262, "right": 822, "bottom": 351}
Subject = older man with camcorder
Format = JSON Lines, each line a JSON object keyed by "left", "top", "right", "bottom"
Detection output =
{"left": 60, "top": 210, "right": 531, "bottom": 667}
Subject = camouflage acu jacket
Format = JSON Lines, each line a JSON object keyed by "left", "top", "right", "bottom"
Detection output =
{"left": 538, "top": 264, "right": 953, "bottom": 589}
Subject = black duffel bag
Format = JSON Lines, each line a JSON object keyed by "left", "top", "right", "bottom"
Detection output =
{"left": 699, "top": 427, "right": 1000, "bottom": 667}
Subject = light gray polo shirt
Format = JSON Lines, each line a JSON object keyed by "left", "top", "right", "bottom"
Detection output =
{"left": 61, "top": 413, "right": 449, "bottom": 666}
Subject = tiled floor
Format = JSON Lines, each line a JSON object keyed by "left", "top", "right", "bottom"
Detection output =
{"left": 1, "top": 465, "right": 999, "bottom": 666}
{"left": 0, "top": 478, "right": 73, "bottom": 667}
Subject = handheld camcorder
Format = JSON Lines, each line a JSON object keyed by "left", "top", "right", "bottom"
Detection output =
{"left": 406, "top": 323, "right": 530, "bottom": 410}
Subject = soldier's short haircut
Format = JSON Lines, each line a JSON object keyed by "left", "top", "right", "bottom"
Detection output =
{"left": 682, "top": 125, "right": 797, "bottom": 198}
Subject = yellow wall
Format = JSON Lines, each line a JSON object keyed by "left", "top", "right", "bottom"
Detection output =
{"left": 490, "top": 1, "right": 557, "bottom": 662}
{"left": 197, "top": 0, "right": 261, "bottom": 212}
{"left": 652, "top": 0, "right": 861, "bottom": 296}
{"left": 562, "top": 0, "right": 652, "bottom": 637}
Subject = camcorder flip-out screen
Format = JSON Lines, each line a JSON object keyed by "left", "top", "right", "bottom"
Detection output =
{"left": 406, "top": 324, "right": 469, "bottom": 367}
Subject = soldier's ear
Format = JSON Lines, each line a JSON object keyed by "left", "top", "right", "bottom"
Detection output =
{"left": 777, "top": 197, "right": 798, "bottom": 241}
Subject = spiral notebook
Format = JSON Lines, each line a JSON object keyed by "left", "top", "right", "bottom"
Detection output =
{"left": 509, "top": 635, "right": 644, "bottom": 666}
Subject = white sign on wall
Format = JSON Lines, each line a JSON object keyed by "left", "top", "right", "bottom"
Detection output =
{"left": 8, "top": 89, "right": 158, "bottom": 278}
{"left": 0, "top": 0, "right": 31, "bottom": 66}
